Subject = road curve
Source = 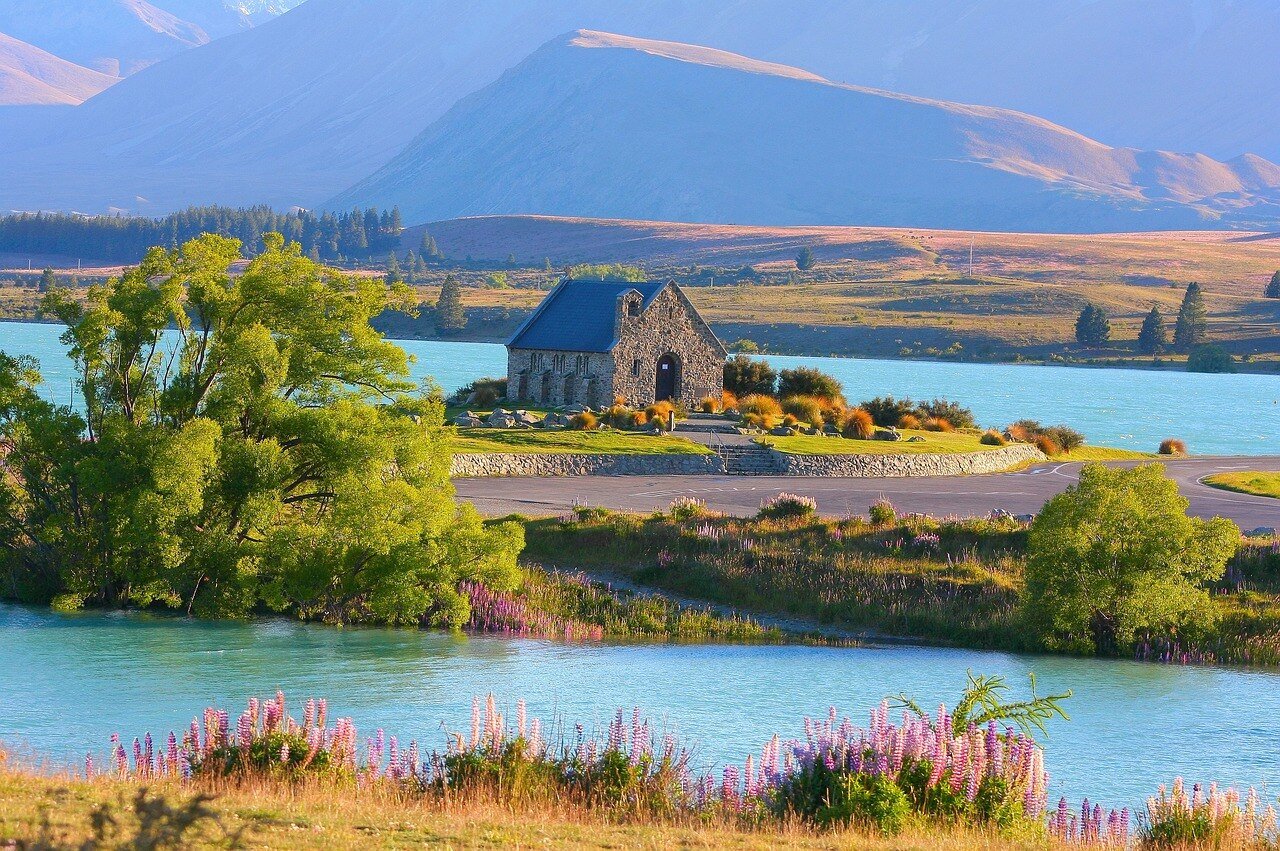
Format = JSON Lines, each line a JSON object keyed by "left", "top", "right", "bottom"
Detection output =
{"left": 454, "top": 457, "right": 1280, "bottom": 529}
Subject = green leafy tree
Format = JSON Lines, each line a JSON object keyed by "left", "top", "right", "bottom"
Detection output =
{"left": 1073, "top": 303, "right": 1110, "bottom": 346}
{"left": 0, "top": 233, "right": 521, "bottom": 624}
{"left": 1266, "top": 271, "right": 1280, "bottom": 299}
{"left": 1137, "top": 306, "right": 1166, "bottom": 354}
{"left": 777, "top": 367, "right": 844, "bottom": 402}
{"left": 1173, "top": 282, "right": 1207, "bottom": 352}
{"left": 565, "top": 263, "right": 645, "bottom": 282}
{"left": 435, "top": 274, "right": 466, "bottom": 333}
{"left": 722, "top": 354, "right": 777, "bottom": 397}
{"left": 37, "top": 267, "right": 56, "bottom": 294}
{"left": 1023, "top": 464, "right": 1238, "bottom": 655}
{"left": 1186, "top": 343, "right": 1236, "bottom": 374}
{"left": 795, "top": 245, "right": 816, "bottom": 271}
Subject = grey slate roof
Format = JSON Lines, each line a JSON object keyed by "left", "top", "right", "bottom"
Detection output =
{"left": 507, "top": 278, "right": 668, "bottom": 352}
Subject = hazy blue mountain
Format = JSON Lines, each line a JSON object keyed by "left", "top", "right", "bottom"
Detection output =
{"left": 3, "top": 0, "right": 1280, "bottom": 224}
{"left": 0, "top": 0, "right": 299, "bottom": 77}
{"left": 327, "top": 31, "right": 1280, "bottom": 233}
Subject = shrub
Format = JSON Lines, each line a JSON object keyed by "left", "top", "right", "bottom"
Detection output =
{"left": 1043, "top": 426, "right": 1085, "bottom": 452}
{"left": 918, "top": 398, "right": 976, "bottom": 429}
{"left": 720, "top": 390, "right": 739, "bottom": 411}
{"left": 668, "top": 496, "right": 708, "bottom": 520}
{"left": 1159, "top": 438, "right": 1187, "bottom": 455}
{"left": 1009, "top": 420, "right": 1085, "bottom": 452}
{"left": 921, "top": 416, "right": 955, "bottom": 432}
{"left": 841, "top": 408, "right": 876, "bottom": 440}
{"left": 897, "top": 413, "right": 922, "bottom": 430}
{"left": 861, "top": 396, "right": 917, "bottom": 427}
{"left": 781, "top": 414, "right": 800, "bottom": 428}
{"left": 869, "top": 499, "right": 896, "bottom": 526}
{"left": 1187, "top": 344, "right": 1237, "bottom": 374}
{"left": 780, "top": 395, "right": 825, "bottom": 428}
{"left": 740, "top": 413, "right": 767, "bottom": 430}
{"left": 724, "top": 354, "right": 777, "bottom": 397}
{"left": 698, "top": 396, "right": 719, "bottom": 413}
{"left": 980, "top": 430, "right": 1008, "bottom": 446}
{"left": 451, "top": 376, "right": 508, "bottom": 407}
{"left": 778, "top": 367, "right": 844, "bottom": 402}
{"left": 1033, "top": 434, "right": 1062, "bottom": 456}
{"left": 568, "top": 411, "right": 598, "bottom": 430}
{"left": 758, "top": 492, "right": 818, "bottom": 520}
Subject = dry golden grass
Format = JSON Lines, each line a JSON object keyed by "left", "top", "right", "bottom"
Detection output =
{"left": 0, "top": 768, "right": 1063, "bottom": 850}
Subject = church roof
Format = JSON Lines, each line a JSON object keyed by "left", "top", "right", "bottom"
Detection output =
{"left": 507, "top": 278, "right": 668, "bottom": 352}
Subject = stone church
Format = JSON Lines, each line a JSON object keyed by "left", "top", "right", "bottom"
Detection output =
{"left": 506, "top": 277, "right": 725, "bottom": 408}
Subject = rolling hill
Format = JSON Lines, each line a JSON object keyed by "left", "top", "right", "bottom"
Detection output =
{"left": 0, "top": 33, "right": 119, "bottom": 105}
{"left": 330, "top": 31, "right": 1280, "bottom": 233}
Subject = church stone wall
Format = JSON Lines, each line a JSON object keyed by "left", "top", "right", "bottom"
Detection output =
{"left": 506, "top": 283, "right": 724, "bottom": 408}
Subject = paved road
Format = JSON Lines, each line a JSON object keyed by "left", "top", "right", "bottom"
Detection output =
{"left": 454, "top": 457, "right": 1280, "bottom": 529}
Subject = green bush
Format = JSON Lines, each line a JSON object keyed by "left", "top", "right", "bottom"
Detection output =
{"left": 869, "top": 499, "right": 897, "bottom": 526}
{"left": 723, "top": 355, "right": 777, "bottom": 396}
{"left": 918, "top": 398, "right": 976, "bottom": 430}
{"left": 778, "top": 367, "right": 844, "bottom": 402}
{"left": 861, "top": 396, "right": 918, "bottom": 427}
{"left": 1187, "top": 344, "right": 1237, "bottom": 373}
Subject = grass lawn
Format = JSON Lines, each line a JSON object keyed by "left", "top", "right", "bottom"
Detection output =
{"left": 760, "top": 429, "right": 998, "bottom": 456}
{"left": 449, "top": 427, "right": 712, "bottom": 455}
{"left": 1053, "top": 446, "right": 1158, "bottom": 461}
{"left": 0, "top": 771, "right": 1050, "bottom": 851}
{"left": 1204, "top": 471, "right": 1280, "bottom": 499}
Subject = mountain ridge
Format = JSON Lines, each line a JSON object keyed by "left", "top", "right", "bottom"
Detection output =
{"left": 327, "top": 30, "right": 1280, "bottom": 233}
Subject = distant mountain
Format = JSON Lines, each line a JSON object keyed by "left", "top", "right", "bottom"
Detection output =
{"left": 0, "top": 33, "right": 118, "bottom": 105}
{"left": 329, "top": 32, "right": 1280, "bottom": 233}
{"left": 0, "top": 0, "right": 301, "bottom": 77}
{"left": 3, "top": 0, "right": 1280, "bottom": 223}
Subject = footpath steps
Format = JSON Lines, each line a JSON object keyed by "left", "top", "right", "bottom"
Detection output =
{"left": 715, "top": 443, "right": 782, "bottom": 475}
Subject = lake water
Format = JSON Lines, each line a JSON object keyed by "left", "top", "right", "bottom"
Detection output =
{"left": 3, "top": 320, "right": 1276, "bottom": 455}
{"left": 1, "top": 602, "right": 1277, "bottom": 811}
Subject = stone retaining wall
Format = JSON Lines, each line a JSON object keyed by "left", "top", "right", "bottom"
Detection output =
{"left": 450, "top": 443, "right": 1046, "bottom": 477}
{"left": 450, "top": 453, "right": 724, "bottom": 477}
{"left": 767, "top": 443, "right": 1047, "bottom": 477}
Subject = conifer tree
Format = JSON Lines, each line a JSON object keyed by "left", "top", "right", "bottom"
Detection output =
{"left": 435, "top": 274, "right": 466, "bottom": 333}
{"left": 1266, "top": 270, "right": 1280, "bottom": 299}
{"left": 795, "top": 245, "right": 816, "bottom": 271}
{"left": 403, "top": 250, "right": 418, "bottom": 283}
{"left": 37, "top": 267, "right": 56, "bottom": 293}
{"left": 1173, "top": 282, "right": 1208, "bottom": 351}
{"left": 385, "top": 253, "right": 402, "bottom": 285}
{"left": 1074, "top": 303, "right": 1110, "bottom": 346}
{"left": 1137, "top": 306, "right": 1166, "bottom": 354}
{"left": 420, "top": 231, "right": 443, "bottom": 261}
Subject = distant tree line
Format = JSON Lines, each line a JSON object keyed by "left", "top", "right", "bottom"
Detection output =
{"left": 0, "top": 205, "right": 410, "bottom": 264}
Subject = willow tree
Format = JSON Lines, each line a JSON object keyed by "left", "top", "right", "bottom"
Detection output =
{"left": 0, "top": 233, "right": 521, "bottom": 624}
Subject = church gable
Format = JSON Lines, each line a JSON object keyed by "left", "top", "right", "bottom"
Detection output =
{"left": 506, "top": 277, "right": 725, "bottom": 408}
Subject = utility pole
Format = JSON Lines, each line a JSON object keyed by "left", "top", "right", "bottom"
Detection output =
{"left": 968, "top": 237, "right": 975, "bottom": 277}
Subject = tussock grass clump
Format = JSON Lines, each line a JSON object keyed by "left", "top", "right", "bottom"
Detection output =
{"left": 980, "top": 430, "right": 1008, "bottom": 447}
{"left": 758, "top": 492, "right": 818, "bottom": 520}
{"left": 922, "top": 416, "right": 955, "bottom": 433}
{"left": 898, "top": 413, "right": 922, "bottom": 430}
{"left": 780, "top": 395, "right": 825, "bottom": 428}
{"left": 842, "top": 408, "right": 876, "bottom": 440}
{"left": 1159, "top": 438, "right": 1187, "bottom": 455}
{"left": 568, "top": 411, "right": 598, "bottom": 430}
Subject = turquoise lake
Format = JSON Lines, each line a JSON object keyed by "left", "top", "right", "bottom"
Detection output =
{"left": 2, "top": 602, "right": 1278, "bottom": 812}
{"left": 3, "top": 319, "right": 1276, "bottom": 455}
{"left": 3, "top": 319, "right": 1280, "bottom": 810}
